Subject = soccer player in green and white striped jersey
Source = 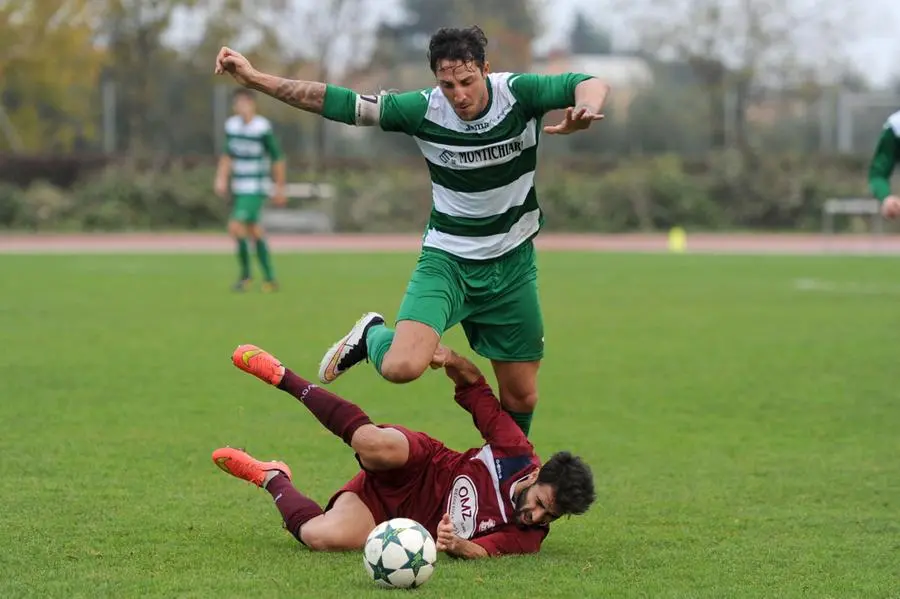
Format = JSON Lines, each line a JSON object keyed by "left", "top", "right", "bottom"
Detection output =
{"left": 214, "top": 88, "right": 286, "bottom": 292}
{"left": 868, "top": 110, "right": 900, "bottom": 220}
{"left": 214, "top": 27, "right": 610, "bottom": 436}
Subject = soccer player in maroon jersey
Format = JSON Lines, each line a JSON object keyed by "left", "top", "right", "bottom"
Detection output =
{"left": 213, "top": 343, "right": 595, "bottom": 559}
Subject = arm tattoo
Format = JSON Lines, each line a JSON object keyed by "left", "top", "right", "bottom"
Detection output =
{"left": 269, "top": 78, "right": 326, "bottom": 114}
{"left": 242, "top": 69, "right": 328, "bottom": 114}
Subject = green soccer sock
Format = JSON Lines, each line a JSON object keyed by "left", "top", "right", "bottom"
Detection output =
{"left": 365, "top": 324, "right": 395, "bottom": 377}
{"left": 506, "top": 410, "right": 534, "bottom": 437}
{"left": 236, "top": 238, "right": 251, "bottom": 280}
{"left": 255, "top": 238, "right": 275, "bottom": 281}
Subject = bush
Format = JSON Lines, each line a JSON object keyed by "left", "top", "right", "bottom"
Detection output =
{"left": 0, "top": 182, "right": 27, "bottom": 228}
{"left": 0, "top": 153, "right": 878, "bottom": 233}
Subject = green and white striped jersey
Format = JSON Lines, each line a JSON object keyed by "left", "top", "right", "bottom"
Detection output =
{"left": 223, "top": 115, "right": 284, "bottom": 196}
{"left": 377, "top": 71, "right": 593, "bottom": 261}
{"left": 869, "top": 110, "right": 900, "bottom": 202}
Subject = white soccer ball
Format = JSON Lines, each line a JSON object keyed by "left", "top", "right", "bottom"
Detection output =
{"left": 362, "top": 517, "right": 437, "bottom": 589}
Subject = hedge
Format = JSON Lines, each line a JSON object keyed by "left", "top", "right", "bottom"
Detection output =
{"left": 0, "top": 153, "right": 883, "bottom": 233}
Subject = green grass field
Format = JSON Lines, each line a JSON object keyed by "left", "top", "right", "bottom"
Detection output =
{"left": 2, "top": 251, "right": 898, "bottom": 598}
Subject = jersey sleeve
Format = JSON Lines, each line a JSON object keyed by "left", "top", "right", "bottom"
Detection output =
{"left": 869, "top": 125, "right": 899, "bottom": 202}
{"left": 321, "top": 85, "right": 428, "bottom": 135}
{"left": 262, "top": 127, "right": 284, "bottom": 161}
{"left": 378, "top": 90, "right": 430, "bottom": 135}
{"left": 454, "top": 378, "right": 533, "bottom": 452}
{"left": 509, "top": 73, "right": 595, "bottom": 117}
{"left": 471, "top": 525, "right": 548, "bottom": 556}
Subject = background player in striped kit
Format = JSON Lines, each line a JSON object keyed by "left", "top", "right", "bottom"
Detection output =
{"left": 214, "top": 88, "right": 286, "bottom": 292}
{"left": 214, "top": 27, "right": 610, "bottom": 434}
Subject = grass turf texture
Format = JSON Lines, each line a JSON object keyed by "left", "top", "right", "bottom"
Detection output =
{"left": 1, "top": 251, "right": 898, "bottom": 598}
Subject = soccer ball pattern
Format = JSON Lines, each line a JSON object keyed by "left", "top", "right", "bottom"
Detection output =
{"left": 363, "top": 517, "right": 437, "bottom": 589}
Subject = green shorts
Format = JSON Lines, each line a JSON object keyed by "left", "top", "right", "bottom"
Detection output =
{"left": 396, "top": 241, "right": 544, "bottom": 362}
{"left": 230, "top": 194, "right": 266, "bottom": 224}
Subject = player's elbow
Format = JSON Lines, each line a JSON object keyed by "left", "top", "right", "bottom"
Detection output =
{"left": 577, "top": 77, "right": 610, "bottom": 96}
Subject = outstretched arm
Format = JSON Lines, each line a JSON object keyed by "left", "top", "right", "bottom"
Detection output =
{"left": 542, "top": 77, "right": 609, "bottom": 135}
{"left": 509, "top": 72, "right": 610, "bottom": 135}
{"left": 573, "top": 77, "right": 611, "bottom": 115}
{"left": 251, "top": 74, "right": 328, "bottom": 115}
{"left": 215, "top": 46, "right": 326, "bottom": 114}
{"left": 214, "top": 46, "right": 421, "bottom": 131}
{"left": 435, "top": 346, "right": 485, "bottom": 388}
{"left": 431, "top": 347, "right": 531, "bottom": 450}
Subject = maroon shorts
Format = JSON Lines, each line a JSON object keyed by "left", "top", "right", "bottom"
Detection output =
{"left": 324, "top": 425, "right": 460, "bottom": 536}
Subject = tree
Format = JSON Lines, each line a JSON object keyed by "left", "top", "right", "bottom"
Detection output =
{"left": 97, "top": 0, "right": 291, "bottom": 156}
{"left": 616, "top": 0, "right": 856, "bottom": 152}
{"left": 396, "top": 0, "right": 538, "bottom": 72}
{"left": 98, "top": 0, "right": 187, "bottom": 155}
{"left": 0, "top": 0, "right": 107, "bottom": 152}
{"left": 569, "top": 11, "right": 613, "bottom": 55}
{"left": 284, "top": 0, "right": 372, "bottom": 175}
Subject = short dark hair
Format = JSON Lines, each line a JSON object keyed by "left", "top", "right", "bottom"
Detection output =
{"left": 427, "top": 26, "right": 488, "bottom": 72}
{"left": 537, "top": 451, "right": 596, "bottom": 516}
{"left": 232, "top": 88, "right": 255, "bottom": 101}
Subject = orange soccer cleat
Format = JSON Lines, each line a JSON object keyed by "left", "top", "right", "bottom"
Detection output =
{"left": 231, "top": 344, "right": 285, "bottom": 386}
{"left": 212, "top": 447, "right": 293, "bottom": 487}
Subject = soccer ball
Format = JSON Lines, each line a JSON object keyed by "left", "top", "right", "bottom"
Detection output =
{"left": 363, "top": 517, "right": 437, "bottom": 589}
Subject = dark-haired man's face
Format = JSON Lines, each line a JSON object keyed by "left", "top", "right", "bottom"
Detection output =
{"left": 435, "top": 59, "right": 490, "bottom": 121}
{"left": 514, "top": 473, "right": 560, "bottom": 527}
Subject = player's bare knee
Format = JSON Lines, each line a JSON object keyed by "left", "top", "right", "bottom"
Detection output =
{"left": 494, "top": 360, "right": 541, "bottom": 412}
{"left": 300, "top": 526, "right": 350, "bottom": 551}
{"left": 228, "top": 221, "right": 245, "bottom": 237}
{"left": 379, "top": 353, "right": 429, "bottom": 383}
{"left": 249, "top": 224, "right": 264, "bottom": 240}
{"left": 503, "top": 389, "right": 539, "bottom": 413}
{"left": 380, "top": 321, "right": 439, "bottom": 383}
{"left": 352, "top": 426, "right": 408, "bottom": 470}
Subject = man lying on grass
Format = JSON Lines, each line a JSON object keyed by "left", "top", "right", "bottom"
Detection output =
{"left": 213, "top": 342, "right": 595, "bottom": 558}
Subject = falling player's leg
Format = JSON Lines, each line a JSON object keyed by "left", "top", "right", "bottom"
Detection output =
{"left": 296, "top": 491, "right": 376, "bottom": 550}
{"left": 212, "top": 446, "right": 375, "bottom": 550}
{"left": 317, "top": 250, "right": 466, "bottom": 385}
{"left": 233, "top": 344, "right": 412, "bottom": 465}
{"left": 228, "top": 344, "right": 440, "bottom": 545}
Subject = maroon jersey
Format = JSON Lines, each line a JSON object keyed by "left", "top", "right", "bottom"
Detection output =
{"left": 327, "top": 377, "right": 549, "bottom": 556}
{"left": 439, "top": 378, "right": 547, "bottom": 555}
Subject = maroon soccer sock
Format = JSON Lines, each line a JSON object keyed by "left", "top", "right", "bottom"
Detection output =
{"left": 277, "top": 369, "right": 373, "bottom": 446}
{"left": 265, "top": 473, "right": 323, "bottom": 544}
